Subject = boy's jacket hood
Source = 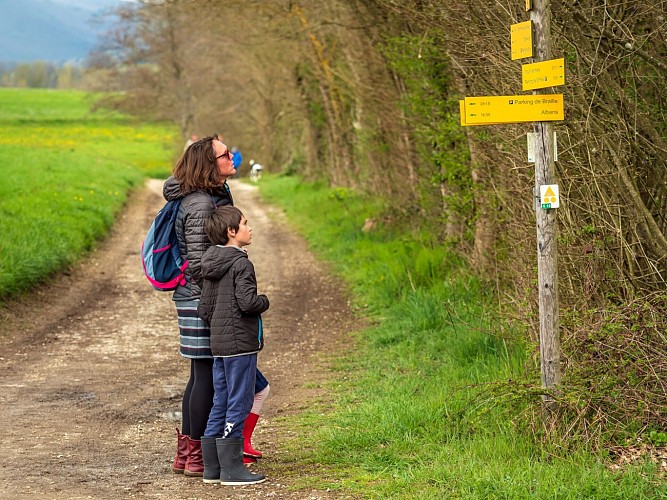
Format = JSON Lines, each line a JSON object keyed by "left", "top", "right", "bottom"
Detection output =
{"left": 201, "top": 245, "right": 247, "bottom": 281}
{"left": 163, "top": 176, "right": 184, "bottom": 201}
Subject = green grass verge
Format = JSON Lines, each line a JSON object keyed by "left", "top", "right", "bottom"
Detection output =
{"left": 258, "top": 174, "right": 665, "bottom": 499}
{"left": 0, "top": 88, "right": 178, "bottom": 299}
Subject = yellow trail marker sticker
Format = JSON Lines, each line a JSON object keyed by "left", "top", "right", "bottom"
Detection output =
{"left": 511, "top": 21, "right": 533, "bottom": 60}
{"left": 464, "top": 95, "right": 564, "bottom": 125}
{"left": 540, "top": 184, "right": 560, "bottom": 209}
{"left": 522, "top": 58, "right": 565, "bottom": 91}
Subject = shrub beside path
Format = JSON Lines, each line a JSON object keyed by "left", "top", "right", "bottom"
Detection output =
{"left": 0, "top": 179, "right": 356, "bottom": 499}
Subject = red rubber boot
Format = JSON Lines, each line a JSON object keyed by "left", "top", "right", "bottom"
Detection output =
{"left": 172, "top": 428, "right": 189, "bottom": 474}
{"left": 242, "top": 412, "right": 263, "bottom": 458}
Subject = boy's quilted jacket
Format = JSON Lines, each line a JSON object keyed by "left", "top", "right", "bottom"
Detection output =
{"left": 198, "top": 245, "right": 269, "bottom": 357}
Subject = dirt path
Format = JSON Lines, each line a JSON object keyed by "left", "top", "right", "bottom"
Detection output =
{"left": 0, "top": 179, "right": 356, "bottom": 499}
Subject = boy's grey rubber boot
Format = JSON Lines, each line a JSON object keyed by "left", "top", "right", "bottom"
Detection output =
{"left": 216, "top": 437, "right": 266, "bottom": 485}
{"left": 201, "top": 437, "right": 221, "bottom": 484}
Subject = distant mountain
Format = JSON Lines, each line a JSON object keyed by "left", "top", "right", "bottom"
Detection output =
{"left": 0, "top": 0, "right": 122, "bottom": 64}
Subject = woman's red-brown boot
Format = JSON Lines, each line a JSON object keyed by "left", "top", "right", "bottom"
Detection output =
{"left": 172, "top": 428, "right": 189, "bottom": 474}
{"left": 242, "top": 412, "right": 263, "bottom": 458}
{"left": 184, "top": 438, "right": 204, "bottom": 477}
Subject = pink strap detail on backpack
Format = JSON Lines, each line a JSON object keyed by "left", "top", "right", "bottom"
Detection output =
{"left": 153, "top": 243, "right": 172, "bottom": 253}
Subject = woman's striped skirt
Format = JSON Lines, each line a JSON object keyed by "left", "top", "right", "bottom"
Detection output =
{"left": 175, "top": 299, "right": 212, "bottom": 359}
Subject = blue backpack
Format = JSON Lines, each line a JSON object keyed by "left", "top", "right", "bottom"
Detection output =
{"left": 141, "top": 200, "right": 188, "bottom": 291}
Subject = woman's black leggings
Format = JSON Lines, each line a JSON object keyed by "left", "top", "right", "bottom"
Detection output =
{"left": 181, "top": 358, "right": 214, "bottom": 440}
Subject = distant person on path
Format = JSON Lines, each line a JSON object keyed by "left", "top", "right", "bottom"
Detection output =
{"left": 197, "top": 206, "right": 269, "bottom": 485}
{"left": 249, "top": 159, "right": 263, "bottom": 182}
{"left": 183, "top": 133, "right": 199, "bottom": 152}
{"left": 163, "top": 136, "right": 236, "bottom": 477}
{"left": 231, "top": 147, "right": 242, "bottom": 178}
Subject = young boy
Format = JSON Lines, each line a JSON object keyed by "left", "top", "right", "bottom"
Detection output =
{"left": 197, "top": 206, "right": 269, "bottom": 485}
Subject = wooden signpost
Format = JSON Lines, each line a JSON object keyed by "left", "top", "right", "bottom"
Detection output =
{"left": 459, "top": 0, "right": 562, "bottom": 417}
{"left": 530, "top": 0, "right": 561, "bottom": 414}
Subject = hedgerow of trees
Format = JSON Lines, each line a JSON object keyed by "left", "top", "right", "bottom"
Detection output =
{"left": 94, "top": 0, "right": 666, "bottom": 447}
{"left": 0, "top": 62, "right": 86, "bottom": 88}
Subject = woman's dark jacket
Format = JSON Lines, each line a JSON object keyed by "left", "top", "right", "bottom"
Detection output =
{"left": 163, "top": 176, "right": 233, "bottom": 301}
{"left": 197, "top": 246, "right": 269, "bottom": 357}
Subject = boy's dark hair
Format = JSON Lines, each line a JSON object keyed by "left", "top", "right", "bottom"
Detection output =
{"left": 205, "top": 206, "right": 243, "bottom": 245}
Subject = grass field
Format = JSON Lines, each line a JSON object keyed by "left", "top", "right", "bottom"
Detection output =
{"left": 258, "top": 175, "right": 665, "bottom": 499}
{"left": 0, "top": 88, "right": 177, "bottom": 299}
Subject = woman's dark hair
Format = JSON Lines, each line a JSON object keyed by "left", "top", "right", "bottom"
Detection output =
{"left": 205, "top": 206, "right": 243, "bottom": 246}
{"left": 172, "top": 135, "right": 224, "bottom": 194}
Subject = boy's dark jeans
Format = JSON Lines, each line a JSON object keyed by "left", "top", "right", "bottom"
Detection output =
{"left": 204, "top": 354, "right": 257, "bottom": 439}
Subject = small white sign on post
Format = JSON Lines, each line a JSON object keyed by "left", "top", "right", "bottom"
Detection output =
{"left": 555, "top": 133, "right": 558, "bottom": 162}
{"left": 540, "top": 184, "right": 560, "bottom": 209}
{"left": 528, "top": 133, "right": 536, "bottom": 163}
{"left": 527, "top": 131, "right": 558, "bottom": 163}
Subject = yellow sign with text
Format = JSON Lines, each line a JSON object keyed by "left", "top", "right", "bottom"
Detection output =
{"left": 463, "top": 95, "right": 564, "bottom": 124}
{"left": 522, "top": 58, "right": 565, "bottom": 90}
{"left": 511, "top": 20, "right": 533, "bottom": 60}
{"left": 459, "top": 100, "right": 501, "bottom": 127}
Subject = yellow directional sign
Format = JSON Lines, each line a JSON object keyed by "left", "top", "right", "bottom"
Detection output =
{"left": 463, "top": 95, "right": 564, "bottom": 125}
{"left": 511, "top": 20, "right": 533, "bottom": 60}
{"left": 525, "top": 0, "right": 532, "bottom": 11}
{"left": 522, "top": 58, "right": 565, "bottom": 90}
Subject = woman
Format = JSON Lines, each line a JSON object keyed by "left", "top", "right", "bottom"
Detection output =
{"left": 163, "top": 136, "right": 236, "bottom": 476}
